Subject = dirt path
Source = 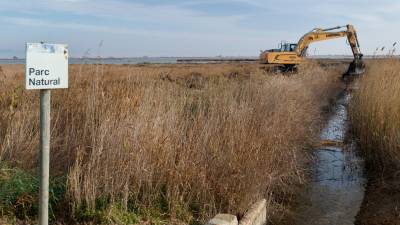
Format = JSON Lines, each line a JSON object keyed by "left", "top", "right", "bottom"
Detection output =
{"left": 294, "top": 91, "right": 366, "bottom": 225}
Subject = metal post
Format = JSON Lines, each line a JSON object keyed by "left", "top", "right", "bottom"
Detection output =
{"left": 39, "top": 89, "right": 51, "bottom": 225}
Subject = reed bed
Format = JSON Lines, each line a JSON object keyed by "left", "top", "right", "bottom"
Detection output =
{"left": 350, "top": 59, "right": 400, "bottom": 170}
{"left": 0, "top": 62, "right": 341, "bottom": 224}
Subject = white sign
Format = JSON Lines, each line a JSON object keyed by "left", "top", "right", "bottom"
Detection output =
{"left": 25, "top": 43, "right": 68, "bottom": 89}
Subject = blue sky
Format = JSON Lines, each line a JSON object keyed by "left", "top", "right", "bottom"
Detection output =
{"left": 0, "top": 0, "right": 399, "bottom": 57}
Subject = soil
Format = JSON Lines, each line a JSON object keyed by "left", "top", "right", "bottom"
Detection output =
{"left": 355, "top": 173, "right": 400, "bottom": 225}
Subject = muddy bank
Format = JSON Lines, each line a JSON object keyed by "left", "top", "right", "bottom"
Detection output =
{"left": 355, "top": 174, "right": 400, "bottom": 225}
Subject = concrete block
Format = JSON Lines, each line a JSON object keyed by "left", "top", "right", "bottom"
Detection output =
{"left": 239, "top": 199, "right": 267, "bottom": 225}
{"left": 206, "top": 214, "right": 238, "bottom": 225}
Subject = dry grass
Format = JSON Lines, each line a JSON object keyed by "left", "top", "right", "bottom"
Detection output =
{"left": 350, "top": 59, "right": 400, "bottom": 225}
{"left": 0, "top": 61, "right": 341, "bottom": 224}
{"left": 350, "top": 59, "right": 400, "bottom": 169}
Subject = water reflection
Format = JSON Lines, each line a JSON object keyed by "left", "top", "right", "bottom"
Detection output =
{"left": 297, "top": 93, "right": 366, "bottom": 225}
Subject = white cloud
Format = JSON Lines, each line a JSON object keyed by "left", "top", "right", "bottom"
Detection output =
{"left": 0, "top": 0, "right": 399, "bottom": 57}
{"left": 0, "top": 15, "right": 267, "bottom": 40}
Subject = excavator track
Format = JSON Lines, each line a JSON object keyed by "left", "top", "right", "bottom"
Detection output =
{"left": 259, "top": 64, "right": 297, "bottom": 74}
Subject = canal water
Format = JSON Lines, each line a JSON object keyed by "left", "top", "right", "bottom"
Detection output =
{"left": 296, "top": 91, "right": 366, "bottom": 225}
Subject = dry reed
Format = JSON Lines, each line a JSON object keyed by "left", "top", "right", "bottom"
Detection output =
{"left": 350, "top": 59, "right": 400, "bottom": 170}
{"left": 0, "top": 62, "right": 341, "bottom": 224}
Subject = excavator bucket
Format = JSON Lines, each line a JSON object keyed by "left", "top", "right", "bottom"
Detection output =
{"left": 343, "top": 58, "right": 365, "bottom": 79}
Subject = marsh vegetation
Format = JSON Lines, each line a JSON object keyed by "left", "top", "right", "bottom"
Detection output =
{"left": 0, "top": 62, "right": 342, "bottom": 224}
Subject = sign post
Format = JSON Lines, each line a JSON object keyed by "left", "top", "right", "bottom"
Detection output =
{"left": 39, "top": 89, "right": 50, "bottom": 225}
{"left": 25, "top": 43, "right": 68, "bottom": 225}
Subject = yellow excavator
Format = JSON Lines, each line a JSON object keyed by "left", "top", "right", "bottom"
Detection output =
{"left": 260, "top": 24, "right": 365, "bottom": 76}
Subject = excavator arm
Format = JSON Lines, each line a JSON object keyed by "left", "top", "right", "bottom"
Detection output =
{"left": 343, "top": 25, "right": 365, "bottom": 76}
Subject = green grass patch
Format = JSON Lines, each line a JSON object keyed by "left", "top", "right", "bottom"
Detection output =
{"left": 0, "top": 165, "right": 66, "bottom": 221}
{"left": 74, "top": 202, "right": 142, "bottom": 225}
{"left": 0, "top": 165, "right": 197, "bottom": 224}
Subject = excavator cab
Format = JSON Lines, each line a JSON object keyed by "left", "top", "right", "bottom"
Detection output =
{"left": 260, "top": 42, "right": 302, "bottom": 65}
{"left": 265, "top": 43, "right": 297, "bottom": 53}
{"left": 259, "top": 42, "right": 300, "bottom": 72}
{"left": 279, "top": 43, "right": 297, "bottom": 52}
